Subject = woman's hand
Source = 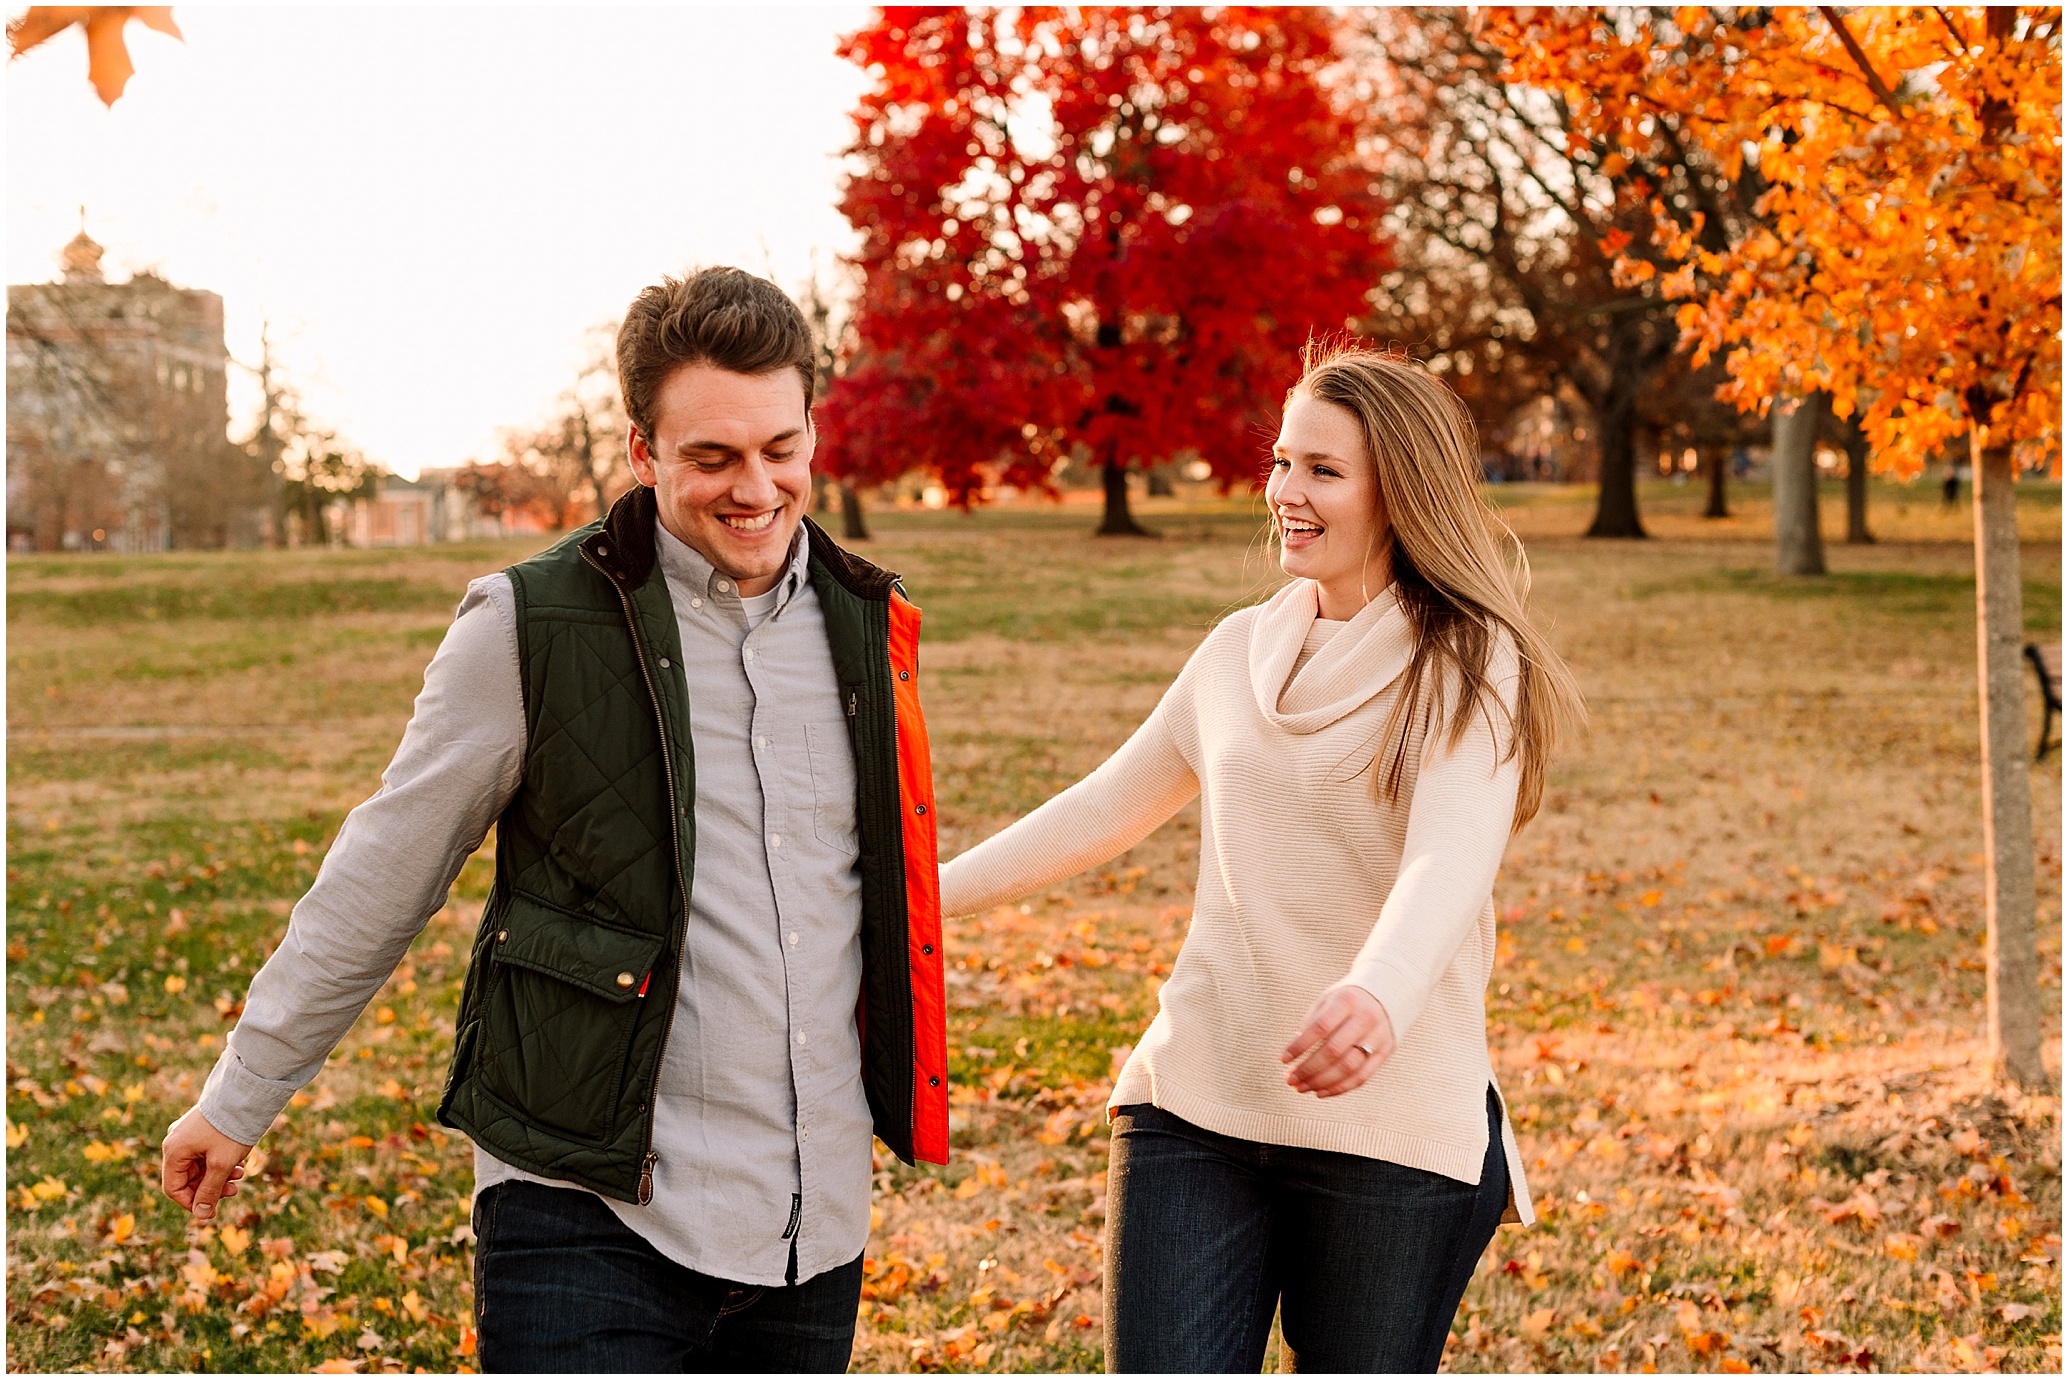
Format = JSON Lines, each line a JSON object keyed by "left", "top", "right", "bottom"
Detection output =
{"left": 1280, "top": 984, "right": 1396, "bottom": 1098}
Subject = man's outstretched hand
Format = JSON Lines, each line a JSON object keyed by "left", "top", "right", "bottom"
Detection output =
{"left": 161, "top": 1106, "right": 253, "bottom": 1220}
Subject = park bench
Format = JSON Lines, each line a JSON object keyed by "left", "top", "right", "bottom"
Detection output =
{"left": 2028, "top": 642, "right": 2061, "bottom": 761}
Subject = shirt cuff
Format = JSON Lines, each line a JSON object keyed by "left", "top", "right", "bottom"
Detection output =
{"left": 196, "top": 1042, "right": 302, "bottom": 1147}
{"left": 1344, "top": 954, "right": 1430, "bottom": 1046}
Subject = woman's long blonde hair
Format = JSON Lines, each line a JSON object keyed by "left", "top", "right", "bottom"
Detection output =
{"left": 1289, "top": 343, "right": 1586, "bottom": 831}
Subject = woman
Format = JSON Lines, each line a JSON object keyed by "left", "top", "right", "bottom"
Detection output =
{"left": 938, "top": 345, "right": 1585, "bottom": 1373}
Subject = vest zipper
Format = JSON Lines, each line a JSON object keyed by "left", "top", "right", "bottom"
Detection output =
{"left": 586, "top": 546, "right": 691, "bottom": 1210}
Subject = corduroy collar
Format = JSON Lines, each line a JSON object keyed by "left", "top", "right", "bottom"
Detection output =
{"left": 579, "top": 484, "right": 900, "bottom": 604}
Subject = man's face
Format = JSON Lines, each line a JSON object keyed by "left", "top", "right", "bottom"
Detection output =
{"left": 627, "top": 363, "right": 813, "bottom": 597}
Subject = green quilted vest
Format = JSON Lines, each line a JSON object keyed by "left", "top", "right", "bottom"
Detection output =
{"left": 437, "top": 485, "right": 938, "bottom": 1202}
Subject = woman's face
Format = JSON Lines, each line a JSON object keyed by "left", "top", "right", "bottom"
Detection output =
{"left": 1267, "top": 393, "right": 1389, "bottom": 616}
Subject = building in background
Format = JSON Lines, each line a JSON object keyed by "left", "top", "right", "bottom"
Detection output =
{"left": 326, "top": 469, "right": 548, "bottom": 548}
{"left": 6, "top": 224, "right": 271, "bottom": 552}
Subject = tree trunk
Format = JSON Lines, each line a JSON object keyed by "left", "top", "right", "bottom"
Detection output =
{"left": 1096, "top": 448, "right": 1153, "bottom": 537}
{"left": 1770, "top": 391, "right": 1828, "bottom": 575}
{"left": 1585, "top": 389, "right": 1646, "bottom": 538}
{"left": 839, "top": 480, "right": 870, "bottom": 542}
{"left": 1844, "top": 416, "right": 1874, "bottom": 544}
{"left": 1703, "top": 446, "right": 1730, "bottom": 518}
{"left": 1971, "top": 437, "right": 2043, "bottom": 1089}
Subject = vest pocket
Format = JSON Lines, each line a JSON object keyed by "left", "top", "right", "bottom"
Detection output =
{"left": 475, "top": 894, "right": 666, "bottom": 1145}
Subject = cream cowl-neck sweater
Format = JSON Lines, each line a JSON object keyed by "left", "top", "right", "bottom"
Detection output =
{"left": 939, "top": 580, "right": 1533, "bottom": 1224}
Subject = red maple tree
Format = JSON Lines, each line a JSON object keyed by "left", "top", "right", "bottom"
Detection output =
{"left": 820, "top": 6, "right": 1389, "bottom": 534}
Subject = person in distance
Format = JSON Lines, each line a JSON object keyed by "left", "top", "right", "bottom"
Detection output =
{"left": 939, "top": 343, "right": 1585, "bottom": 1373}
{"left": 159, "top": 268, "right": 949, "bottom": 1373}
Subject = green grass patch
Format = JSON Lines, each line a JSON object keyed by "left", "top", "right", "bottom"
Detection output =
{"left": 6, "top": 737, "right": 290, "bottom": 785}
{"left": 9, "top": 578, "right": 456, "bottom": 626}
{"left": 1628, "top": 566, "right": 2062, "bottom": 632}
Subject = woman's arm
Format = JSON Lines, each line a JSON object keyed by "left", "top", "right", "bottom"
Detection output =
{"left": 939, "top": 706, "right": 1198, "bottom": 916}
{"left": 1343, "top": 640, "right": 1522, "bottom": 1043}
{"left": 1285, "top": 640, "right": 1524, "bottom": 1096}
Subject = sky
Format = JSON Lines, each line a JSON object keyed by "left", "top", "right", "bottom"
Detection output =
{"left": 6, "top": 6, "right": 873, "bottom": 478}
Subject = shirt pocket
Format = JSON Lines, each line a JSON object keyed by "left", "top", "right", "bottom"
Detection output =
{"left": 803, "top": 721, "right": 861, "bottom": 857}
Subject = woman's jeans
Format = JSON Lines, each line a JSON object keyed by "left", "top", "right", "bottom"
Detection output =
{"left": 1105, "top": 1088, "right": 1509, "bottom": 1373}
{"left": 471, "top": 1182, "right": 863, "bottom": 1373}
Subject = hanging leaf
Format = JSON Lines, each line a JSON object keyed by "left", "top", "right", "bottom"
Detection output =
{"left": 7, "top": 7, "right": 183, "bottom": 107}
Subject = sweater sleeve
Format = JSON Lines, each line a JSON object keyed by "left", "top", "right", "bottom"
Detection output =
{"left": 939, "top": 682, "right": 1200, "bottom": 917}
{"left": 196, "top": 575, "right": 527, "bottom": 1146}
{"left": 1343, "top": 636, "right": 1522, "bottom": 1042}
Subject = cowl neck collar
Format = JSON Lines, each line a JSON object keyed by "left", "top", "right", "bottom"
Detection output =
{"left": 1250, "top": 580, "right": 1414, "bottom": 734}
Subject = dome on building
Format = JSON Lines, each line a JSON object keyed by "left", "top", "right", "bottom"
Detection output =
{"left": 60, "top": 222, "right": 105, "bottom": 283}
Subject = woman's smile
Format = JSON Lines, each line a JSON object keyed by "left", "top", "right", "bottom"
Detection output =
{"left": 1277, "top": 513, "right": 1325, "bottom": 550}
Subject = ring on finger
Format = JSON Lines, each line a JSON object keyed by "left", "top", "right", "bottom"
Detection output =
{"left": 1354, "top": 1042, "right": 1375, "bottom": 1057}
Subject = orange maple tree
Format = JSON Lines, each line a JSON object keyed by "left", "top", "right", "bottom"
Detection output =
{"left": 1485, "top": 6, "right": 2060, "bottom": 1089}
{"left": 7, "top": 6, "right": 181, "bottom": 106}
{"left": 1483, "top": 5, "right": 2061, "bottom": 481}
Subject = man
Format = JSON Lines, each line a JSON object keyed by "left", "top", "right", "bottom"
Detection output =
{"left": 160, "top": 268, "right": 950, "bottom": 1371}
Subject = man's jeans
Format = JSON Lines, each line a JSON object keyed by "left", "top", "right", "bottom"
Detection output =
{"left": 1105, "top": 1088, "right": 1509, "bottom": 1373}
{"left": 471, "top": 1183, "right": 862, "bottom": 1373}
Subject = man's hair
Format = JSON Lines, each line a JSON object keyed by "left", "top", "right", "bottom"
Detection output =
{"left": 616, "top": 267, "right": 817, "bottom": 445}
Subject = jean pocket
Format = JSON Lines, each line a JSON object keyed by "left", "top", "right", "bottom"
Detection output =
{"left": 804, "top": 722, "right": 861, "bottom": 857}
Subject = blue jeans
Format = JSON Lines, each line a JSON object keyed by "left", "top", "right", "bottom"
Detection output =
{"left": 1105, "top": 1088, "right": 1509, "bottom": 1373}
{"left": 471, "top": 1182, "right": 862, "bottom": 1373}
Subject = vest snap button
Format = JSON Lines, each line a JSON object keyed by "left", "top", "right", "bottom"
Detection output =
{"left": 915, "top": 803, "right": 927, "bottom": 815}
{"left": 922, "top": 944, "right": 933, "bottom": 955}
{"left": 597, "top": 545, "right": 609, "bottom": 557}
{"left": 616, "top": 972, "right": 636, "bottom": 989}
{"left": 496, "top": 930, "right": 508, "bottom": 943}
{"left": 899, "top": 670, "right": 910, "bottom": 680}
{"left": 928, "top": 1076, "right": 940, "bottom": 1087}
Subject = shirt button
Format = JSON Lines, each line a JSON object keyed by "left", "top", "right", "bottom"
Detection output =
{"left": 769, "top": 833, "right": 782, "bottom": 848}
{"left": 757, "top": 736, "right": 769, "bottom": 749}
{"left": 690, "top": 597, "right": 703, "bottom": 609}
{"left": 716, "top": 579, "right": 731, "bottom": 593}
{"left": 800, "top": 1129, "right": 810, "bottom": 1144}
{"left": 795, "top": 1031, "right": 808, "bottom": 1046}
{"left": 658, "top": 657, "right": 670, "bottom": 669}
{"left": 787, "top": 932, "right": 799, "bottom": 947}
{"left": 744, "top": 648, "right": 756, "bottom": 661}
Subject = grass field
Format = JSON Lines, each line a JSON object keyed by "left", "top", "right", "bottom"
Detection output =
{"left": 6, "top": 476, "right": 2061, "bottom": 1373}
